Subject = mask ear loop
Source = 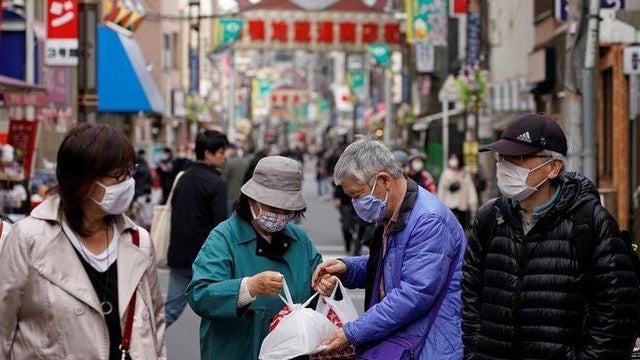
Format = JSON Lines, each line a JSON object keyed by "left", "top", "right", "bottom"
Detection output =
{"left": 528, "top": 158, "right": 554, "bottom": 191}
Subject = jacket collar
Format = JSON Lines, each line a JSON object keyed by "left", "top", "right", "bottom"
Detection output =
{"left": 387, "top": 178, "right": 419, "bottom": 234}
{"left": 32, "top": 195, "right": 147, "bottom": 319}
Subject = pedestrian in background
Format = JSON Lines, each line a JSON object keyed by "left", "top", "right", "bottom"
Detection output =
{"left": 437, "top": 152, "right": 478, "bottom": 229}
{"left": 313, "top": 138, "right": 465, "bottom": 359}
{"left": 133, "top": 149, "right": 153, "bottom": 201}
{"left": 156, "top": 146, "right": 174, "bottom": 205}
{"left": 463, "top": 113, "right": 640, "bottom": 359}
{"left": 165, "top": 130, "right": 229, "bottom": 327}
{"left": 406, "top": 149, "right": 437, "bottom": 193}
{"left": 221, "top": 143, "right": 249, "bottom": 214}
{"left": 186, "top": 156, "right": 322, "bottom": 360}
{"left": 0, "top": 123, "right": 166, "bottom": 359}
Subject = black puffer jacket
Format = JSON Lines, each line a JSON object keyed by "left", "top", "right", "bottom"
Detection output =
{"left": 462, "top": 172, "right": 639, "bottom": 359}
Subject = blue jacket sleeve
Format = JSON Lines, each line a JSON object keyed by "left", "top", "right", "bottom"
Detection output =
{"left": 340, "top": 255, "right": 369, "bottom": 289}
{"left": 186, "top": 228, "right": 245, "bottom": 320}
{"left": 343, "top": 216, "right": 459, "bottom": 347}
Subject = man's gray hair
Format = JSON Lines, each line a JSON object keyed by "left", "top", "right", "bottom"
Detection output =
{"left": 333, "top": 138, "right": 403, "bottom": 185}
{"left": 542, "top": 149, "right": 566, "bottom": 177}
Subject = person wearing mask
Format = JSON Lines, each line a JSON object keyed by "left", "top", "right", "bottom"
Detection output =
{"left": 186, "top": 156, "right": 322, "bottom": 360}
{"left": 462, "top": 113, "right": 640, "bottom": 359}
{"left": 312, "top": 138, "right": 466, "bottom": 359}
{"left": 0, "top": 123, "right": 166, "bottom": 359}
{"left": 221, "top": 143, "right": 250, "bottom": 214}
{"left": 133, "top": 149, "right": 153, "bottom": 201}
{"left": 165, "top": 130, "right": 229, "bottom": 327}
{"left": 437, "top": 152, "right": 478, "bottom": 229}
{"left": 406, "top": 149, "right": 437, "bottom": 193}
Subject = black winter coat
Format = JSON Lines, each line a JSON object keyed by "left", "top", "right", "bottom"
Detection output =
{"left": 168, "top": 163, "right": 227, "bottom": 268}
{"left": 462, "top": 172, "right": 639, "bottom": 359}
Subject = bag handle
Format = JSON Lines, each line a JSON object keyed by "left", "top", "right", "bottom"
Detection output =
{"left": 120, "top": 230, "right": 140, "bottom": 359}
{"left": 277, "top": 277, "right": 319, "bottom": 308}
{"left": 165, "top": 171, "right": 185, "bottom": 205}
{"left": 318, "top": 277, "right": 344, "bottom": 316}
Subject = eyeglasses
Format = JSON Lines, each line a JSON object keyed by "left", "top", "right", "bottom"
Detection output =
{"left": 493, "top": 153, "right": 551, "bottom": 163}
{"left": 106, "top": 164, "right": 138, "bottom": 183}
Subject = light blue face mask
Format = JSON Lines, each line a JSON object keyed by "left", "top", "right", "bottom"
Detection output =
{"left": 351, "top": 176, "right": 388, "bottom": 223}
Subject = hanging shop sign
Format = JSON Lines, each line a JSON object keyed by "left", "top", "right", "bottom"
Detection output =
{"left": 46, "top": 0, "right": 79, "bottom": 66}
{"left": 237, "top": 10, "right": 400, "bottom": 51}
{"left": 405, "top": 0, "right": 448, "bottom": 45}
{"left": 8, "top": 119, "right": 39, "bottom": 181}
{"left": 210, "top": 18, "right": 244, "bottom": 53}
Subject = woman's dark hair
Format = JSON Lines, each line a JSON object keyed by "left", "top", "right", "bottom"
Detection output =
{"left": 195, "top": 130, "right": 229, "bottom": 160}
{"left": 234, "top": 194, "right": 306, "bottom": 225}
{"left": 56, "top": 122, "right": 135, "bottom": 236}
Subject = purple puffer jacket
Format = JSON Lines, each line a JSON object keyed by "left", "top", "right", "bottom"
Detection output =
{"left": 341, "top": 184, "right": 465, "bottom": 359}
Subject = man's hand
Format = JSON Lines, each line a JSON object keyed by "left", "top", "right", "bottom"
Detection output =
{"left": 246, "top": 271, "right": 284, "bottom": 296}
{"left": 316, "top": 275, "right": 338, "bottom": 296}
{"left": 321, "top": 328, "right": 349, "bottom": 354}
{"left": 312, "top": 259, "right": 347, "bottom": 289}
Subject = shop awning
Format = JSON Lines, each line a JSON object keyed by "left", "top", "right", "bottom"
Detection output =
{"left": 97, "top": 25, "right": 164, "bottom": 114}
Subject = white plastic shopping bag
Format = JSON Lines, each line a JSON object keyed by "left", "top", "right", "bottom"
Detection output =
{"left": 313, "top": 278, "right": 358, "bottom": 359}
{"left": 259, "top": 278, "right": 337, "bottom": 360}
{"left": 315, "top": 278, "right": 359, "bottom": 323}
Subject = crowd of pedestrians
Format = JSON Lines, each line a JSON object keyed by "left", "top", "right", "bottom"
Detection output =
{"left": 1, "top": 112, "right": 640, "bottom": 360}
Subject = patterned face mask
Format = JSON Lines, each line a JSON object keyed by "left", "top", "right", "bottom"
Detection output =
{"left": 251, "top": 203, "right": 294, "bottom": 233}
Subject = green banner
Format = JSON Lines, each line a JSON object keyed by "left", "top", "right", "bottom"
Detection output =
{"left": 211, "top": 18, "right": 243, "bottom": 52}
{"left": 368, "top": 43, "right": 390, "bottom": 68}
{"left": 347, "top": 71, "right": 365, "bottom": 93}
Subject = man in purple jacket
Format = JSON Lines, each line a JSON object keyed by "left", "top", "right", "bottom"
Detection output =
{"left": 312, "top": 138, "right": 466, "bottom": 359}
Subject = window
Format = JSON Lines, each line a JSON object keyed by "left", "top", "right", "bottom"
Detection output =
{"left": 162, "top": 34, "right": 172, "bottom": 70}
{"left": 602, "top": 68, "right": 613, "bottom": 179}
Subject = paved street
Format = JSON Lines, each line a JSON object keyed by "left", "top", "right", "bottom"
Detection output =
{"left": 160, "top": 163, "right": 366, "bottom": 359}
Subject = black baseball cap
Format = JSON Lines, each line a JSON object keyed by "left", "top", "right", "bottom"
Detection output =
{"left": 479, "top": 113, "right": 567, "bottom": 156}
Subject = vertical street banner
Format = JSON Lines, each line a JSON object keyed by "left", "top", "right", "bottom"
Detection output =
{"left": 8, "top": 120, "right": 39, "bottom": 181}
{"left": 405, "top": 0, "right": 448, "bottom": 45}
{"left": 46, "top": 0, "right": 79, "bottom": 66}
{"left": 189, "top": 50, "right": 199, "bottom": 94}
{"left": 211, "top": 18, "right": 244, "bottom": 53}
{"left": 466, "top": 11, "right": 481, "bottom": 65}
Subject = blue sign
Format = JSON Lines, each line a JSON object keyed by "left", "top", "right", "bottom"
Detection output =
{"left": 557, "top": 0, "right": 625, "bottom": 21}
{"left": 466, "top": 12, "right": 481, "bottom": 65}
{"left": 189, "top": 50, "right": 199, "bottom": 94}
{"left": 601, "top": 0, "right": 625, "bottom": 9}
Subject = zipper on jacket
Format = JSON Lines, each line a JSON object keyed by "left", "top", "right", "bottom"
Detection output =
{"left": 513, "top": 230, "right": 527, "bottom": 353}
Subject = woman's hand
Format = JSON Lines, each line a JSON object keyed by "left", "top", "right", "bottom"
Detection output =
{"left": 247, "top": 271, "right": 284, "bottom": 296}
{"left": 312, "top": 259, "right": 347, "bottom": 289}
{"left": 316, "top": 275, "right": 338, "bottom": 296}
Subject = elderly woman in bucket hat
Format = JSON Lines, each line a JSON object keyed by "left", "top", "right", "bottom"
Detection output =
{"left": 186, "top": 156, "right": 323, "bottom": 360}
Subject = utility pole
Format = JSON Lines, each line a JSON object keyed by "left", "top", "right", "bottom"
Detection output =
{"left": 582, "top": 0, "right": 600, "bottom": 181}
{"left": 78, "top": 0, "right": 98, "bottom": 123}
{"left": 188, "top": 0, "right": 201, "bottom": 95}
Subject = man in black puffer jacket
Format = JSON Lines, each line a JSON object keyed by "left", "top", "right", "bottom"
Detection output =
{"left": 463, "top": 113, "right": 639, "bottom": 359}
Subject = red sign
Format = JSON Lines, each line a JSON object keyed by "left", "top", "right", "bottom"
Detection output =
{"left": 47, "top": 0, "right": 78, "bottom": 39}
{"left": 451, "top": 0, "right": 468, "bottom": 16}
{"left": 46, "top": 0, "right": 79, "bottom": 66}
{"left": 2, "top": 92, "right": 48, "bottom": 107}
{"left": 8, "top": 120, "right": 39, "bottom": 181}
{"left": 239, "top": 17, "right": 400, "bottom": 51}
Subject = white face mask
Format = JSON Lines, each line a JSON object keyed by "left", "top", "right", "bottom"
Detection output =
{"left": 496, "top": 159, "right": 552, "bottom": 201}
{"left": 92, "top": 178, "right": 136, "bottom": 215}
{"left": 448, "top": 158, "right": 459, "bottom": 169}
{"left": 411, "top": 160, "right": 424, "bottom": 173}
